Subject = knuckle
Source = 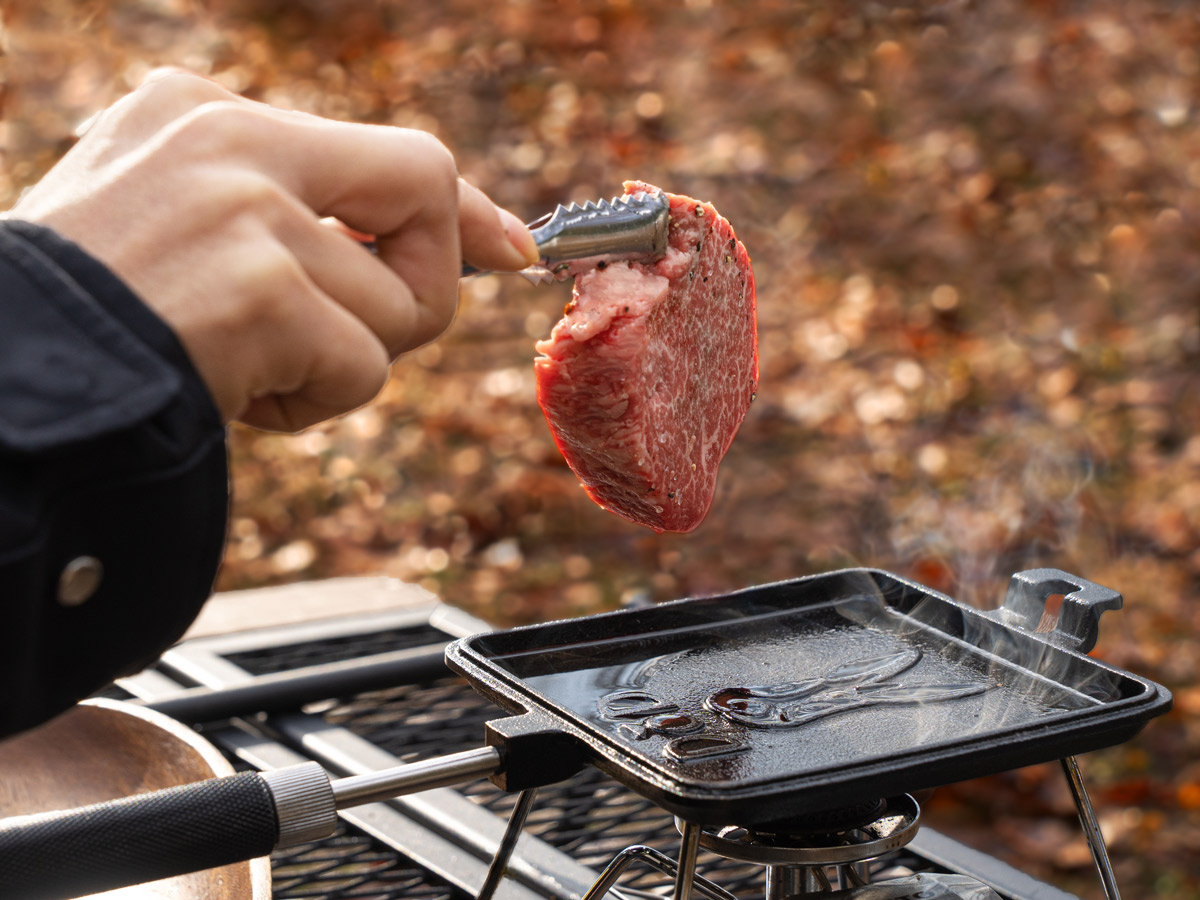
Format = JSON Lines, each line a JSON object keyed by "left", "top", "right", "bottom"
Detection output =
{"left": 137, "top": 70, "right": 228, "bottom": 105}
{"left": 235, "top": 248, "right": 305, "bottom": 325}
{"left": 234, "top": 171, "right": 292, "bottom": 218}
{"left": 401, "top": 129, "right": 458, "bottom": 191}
{"left": 351, "top": 345, "right": 391, "bottom": 404}
{"left": 166, "top": 100, "right": 262, "bottom": 157}
{"left": 204, "top": 170, "right": 297, "bottom": 236}
{"left": 410, "top": 302, "right": 457, "bottom": 349}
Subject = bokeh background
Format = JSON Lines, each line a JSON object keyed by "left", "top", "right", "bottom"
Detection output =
{"left": 4, "top": 1, "right": 1198, "bottom": 897}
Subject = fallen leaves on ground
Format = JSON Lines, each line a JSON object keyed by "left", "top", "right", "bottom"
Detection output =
{"left": 6, "top": 2, "right": 1199, "bottom": 897}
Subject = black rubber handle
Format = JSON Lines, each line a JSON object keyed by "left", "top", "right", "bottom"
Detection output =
{"left": 0, "top": 770, "right": 279, "bottom": 900}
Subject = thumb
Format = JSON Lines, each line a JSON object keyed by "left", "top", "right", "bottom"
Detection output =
{"left": 457, "top": 180, "right": 538, "bottom": 271}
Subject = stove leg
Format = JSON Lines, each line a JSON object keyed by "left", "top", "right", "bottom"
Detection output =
{"left": 580, "top": 845, "right": 737, "bottom": 900}
{"left": 837, "top": 862, "right": 869, "bottom": 889}
{"left": 765, "top": 865, "right": 803, "bottom": 899}
{"left": 804, "top": 867, "right": 832, "bottom": 893}
{"left": 764, "top": 865, "right": 835, "bottom": 897}
{"left": 674, "top": 820, "right": 702, "bottom": 900}
{"left": 1060, "top": 756, "right": 1122, "bottom": 900}
{"left": 477, "top": 788, "right": 538, "bottom": 900}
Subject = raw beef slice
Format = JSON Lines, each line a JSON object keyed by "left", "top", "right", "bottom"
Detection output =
{"left": 534, "top": 181, "right": 758, "bottom": 533}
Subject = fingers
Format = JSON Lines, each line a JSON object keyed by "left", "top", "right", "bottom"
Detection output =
{"left": 206, "top": 230, "right": 394, "bottom": 432}
{"left": 263, "top": 188, "right": 535, "bottom": 419}
{"left": 257, "top": 117, "right": 467, "bottom": 347}
{"left": 53, "top": 70, "right": 541, "bottom": 430}
{"left": 113, "top": 74, "right": 536, "bottom": 350}
{"left": 239, "top": 321, "right": 391, "bottom": 433}
{"left": 221, "top": 112, "right": 534, "bottom": 345}
{"left": 281, "top": 202, "right": 424, "bottom": 357}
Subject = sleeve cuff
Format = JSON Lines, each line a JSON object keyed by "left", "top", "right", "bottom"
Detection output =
{"left": 0, "top": 220, "right": 222, "bottom": 451}
{"left": 0, "top": 220, "right": 230, "bottom": 736}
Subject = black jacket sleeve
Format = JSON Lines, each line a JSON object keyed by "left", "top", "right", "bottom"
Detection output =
{"left": 0, "top": 220, "right": 229, "bottom": 738}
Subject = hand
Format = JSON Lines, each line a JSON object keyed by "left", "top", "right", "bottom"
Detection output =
{"left": 8, "top": 70, "right": 538, "bottom": 432}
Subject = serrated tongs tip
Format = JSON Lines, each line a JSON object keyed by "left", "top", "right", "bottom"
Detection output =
{"left": 518, "top": 190, "right": 669, "bottom": 284}
{"left": 465, "top": 191, "right": 670, "bottom": 285}
{"left": 535, "top": 190, "right": 669, "bottom": 264}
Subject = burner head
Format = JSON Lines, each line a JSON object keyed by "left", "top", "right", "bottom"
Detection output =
{"left": 682, "top": 794, "right": 921, "bottom": 868}
{"left": 749, "top": 797, "right": 889, "bottom": 837}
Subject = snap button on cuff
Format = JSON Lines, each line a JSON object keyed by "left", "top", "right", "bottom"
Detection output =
{"left": 58, "top": 556, "right": 104, "bottom": 606}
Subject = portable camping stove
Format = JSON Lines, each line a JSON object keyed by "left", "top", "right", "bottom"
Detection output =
{"left": 104, "top": 567, "right": 1168, "bottom": 900}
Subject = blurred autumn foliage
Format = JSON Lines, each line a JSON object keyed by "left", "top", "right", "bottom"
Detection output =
{"left": 3, "top": 1, "right": 1199, "bottom": 897}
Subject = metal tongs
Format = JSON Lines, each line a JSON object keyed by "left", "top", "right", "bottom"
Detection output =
{"left": 463, "top": 190, "right": 670, "bottom": 284}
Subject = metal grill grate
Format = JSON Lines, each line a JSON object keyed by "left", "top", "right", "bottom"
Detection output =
{"left": 226, "top": 624, "right": 447, "bottom": 676}
{"left": 221, "top": 749, "right": 467, "bottom": 900}
{"left": 322, "top": 678, "right": 769, "bottom": 896}
{"left": 271, "top": 820, "right": 469, "bottom": 900}
{"left": 92, "top": 620, "right": 1068, "bottom": 899}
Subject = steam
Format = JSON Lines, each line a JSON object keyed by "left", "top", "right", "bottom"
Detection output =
{"left": 835, "top": 584, "right": 1126, "bottom": 745}
{"left": 888, "top": 432, "right": 1104, "bottom": 611}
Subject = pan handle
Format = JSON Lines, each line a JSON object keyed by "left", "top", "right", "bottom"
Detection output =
{"left": 0, "top": 762, "right": 335, "bottom": 900}
{"left": 0, "top": 747, "right": 504, "bottom": 900}
{"left": 1000, "top": 569, "right": 1123, "bottom": 654}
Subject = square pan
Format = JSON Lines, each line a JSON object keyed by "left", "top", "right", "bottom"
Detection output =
{"left": 446, "top": 568, "right": 1171, "bottom": 825}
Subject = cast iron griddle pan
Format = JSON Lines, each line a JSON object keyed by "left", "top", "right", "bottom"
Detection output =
{"left": 445, "top": 567, "right": 1172, "bottom": 827}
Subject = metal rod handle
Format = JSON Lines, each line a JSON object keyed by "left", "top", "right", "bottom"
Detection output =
{"left": 332, "top": 746, "right": 503, "bottom": 809}
{"left": 0, "top": 744, "right": 503, "bottom": 900}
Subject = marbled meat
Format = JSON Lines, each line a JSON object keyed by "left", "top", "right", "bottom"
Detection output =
{"left": 534, "top": 181, "right": 758, "bottom": 533}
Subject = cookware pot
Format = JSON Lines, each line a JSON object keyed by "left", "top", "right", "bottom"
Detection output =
{"left": 0, "top": 698, "right": 270, "bottom": 900}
